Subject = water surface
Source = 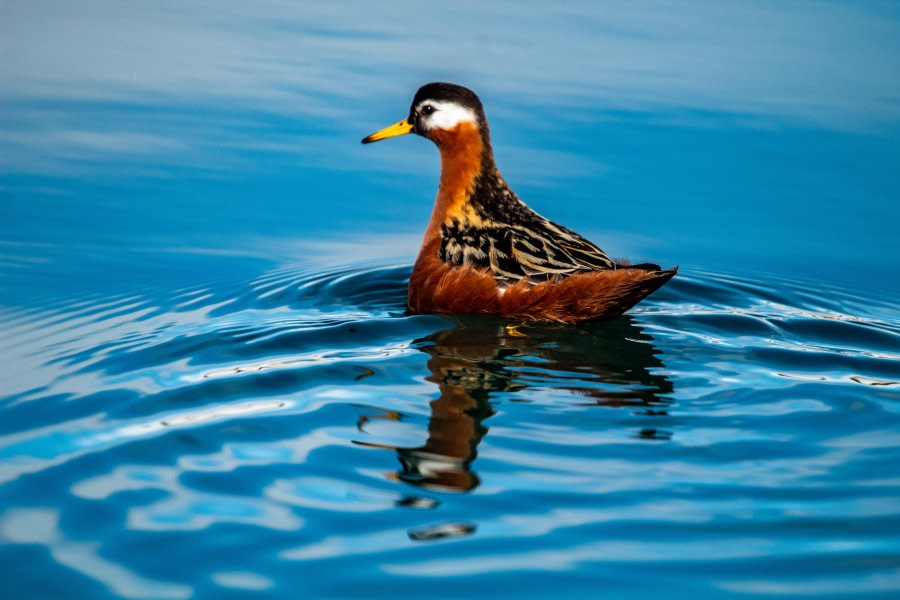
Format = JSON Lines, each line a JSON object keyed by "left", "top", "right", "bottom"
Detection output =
{"left": 2, "top": 2, "right": 899, "bottom": 598}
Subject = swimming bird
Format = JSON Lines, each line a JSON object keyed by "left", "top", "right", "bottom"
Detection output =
{"left": 362, "top": 82, "right": 675, "bottom": 324}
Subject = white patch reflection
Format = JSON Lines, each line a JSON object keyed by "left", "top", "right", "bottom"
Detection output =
{"left": 0, "top": 508, "right": 192, "bottom": 599}
{"left": 211, "top": 571, "right": 275, "bottom": 591}
{"left": 71, "top": 463, "right": 304, "bottom": 532}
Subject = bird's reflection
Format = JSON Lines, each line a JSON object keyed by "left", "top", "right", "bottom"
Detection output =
{"left": 355, "top": 315, "right": 673, "bottom": 494}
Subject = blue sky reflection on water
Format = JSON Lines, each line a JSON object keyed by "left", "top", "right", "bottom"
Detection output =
{"left": 2, "top": 0, "right": 899, "bottom": 300}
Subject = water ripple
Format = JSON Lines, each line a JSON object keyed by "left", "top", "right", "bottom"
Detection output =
{"left": 2, "top": 258, "right": 899, "bottom": 598}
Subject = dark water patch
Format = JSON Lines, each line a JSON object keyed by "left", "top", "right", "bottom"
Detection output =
{"left": 749, "top": 346, "right": 899, "bottom": 382}
{"left": 777, "top": 316, "right": 900, "bottom": 355}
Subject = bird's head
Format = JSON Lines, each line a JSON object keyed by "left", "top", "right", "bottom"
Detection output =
{"left": 362, "top": 82, "right": 489, "bottom": 146}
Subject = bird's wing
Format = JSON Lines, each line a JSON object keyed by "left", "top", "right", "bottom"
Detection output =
{"left": 517, "top": 219, "right": 615, "bottom": 273}
{"left": 441, "top": 219, "right": 615, "bottom": 282}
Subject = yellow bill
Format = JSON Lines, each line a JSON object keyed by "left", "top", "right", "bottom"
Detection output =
{"left": 361, "top": 119, "right": 414, "bottom": 144}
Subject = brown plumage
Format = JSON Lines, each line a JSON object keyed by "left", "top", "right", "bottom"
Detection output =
{"left": 363, "top": 82, "right": 676, "bottom": 323}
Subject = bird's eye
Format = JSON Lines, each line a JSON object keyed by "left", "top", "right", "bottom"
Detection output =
{"left": 421, "top": 105, "right": 435, "bottom": 116}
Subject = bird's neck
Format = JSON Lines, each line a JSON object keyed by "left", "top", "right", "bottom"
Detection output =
{"left": 420, "top": 123, "right": 503, "bottom": 246}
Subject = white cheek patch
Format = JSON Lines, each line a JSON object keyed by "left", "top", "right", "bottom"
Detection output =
{"left": 417, "top": 100, "right": 478, "bottom": 131}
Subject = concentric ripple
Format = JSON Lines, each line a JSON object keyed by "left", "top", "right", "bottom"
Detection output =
{"left": 1, "top": 256, "right": 899, "bottom": 599}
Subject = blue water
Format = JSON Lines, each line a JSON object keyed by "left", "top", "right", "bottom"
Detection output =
{"left": 2, "top": 2, "right": 900, "bottom": 598}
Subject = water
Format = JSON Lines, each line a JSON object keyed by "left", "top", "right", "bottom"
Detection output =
{"left": 2, "top": 2, "right": 900, "bottom": 598}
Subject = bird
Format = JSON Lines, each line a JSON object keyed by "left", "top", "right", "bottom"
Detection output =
{"left": 362, "top": 82, "right": 675, "bottom": 324}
